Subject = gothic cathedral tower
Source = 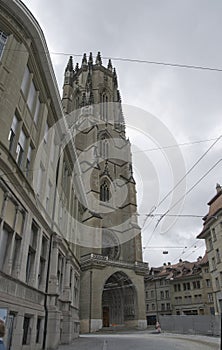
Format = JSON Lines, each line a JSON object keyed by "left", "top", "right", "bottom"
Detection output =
{"left": 62, "top": 53, "right": 147, "bottom": 332}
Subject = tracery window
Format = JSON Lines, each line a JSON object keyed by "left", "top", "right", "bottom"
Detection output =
{"left": 100, "top": 180, "right": 110, "bottom": 202}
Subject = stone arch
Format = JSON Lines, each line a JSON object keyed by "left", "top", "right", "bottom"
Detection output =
{"left": 102, "top": 271, "right": 137, "bottom": 327}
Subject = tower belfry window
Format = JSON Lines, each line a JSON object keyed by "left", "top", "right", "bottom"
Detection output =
{"left": 100, "top": 93, "right": 108, "bottom": 121}
{"left": 100, "top": 181, "right": 110, "bottom": 202}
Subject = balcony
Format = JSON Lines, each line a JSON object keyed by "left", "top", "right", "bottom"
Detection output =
{"left": 80, "top": 253, "right": 149, "bottom": 274}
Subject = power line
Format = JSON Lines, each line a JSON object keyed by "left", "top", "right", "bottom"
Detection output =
{"left": 142, "top": 135, "right": 221, "bottom": 232}
{"left": 3, "top": 47, "right": 222, "bottom": 73}
{"left": 51, "top": 51, "right": 222, "bottom": 73}
{"left": 132, "top": 136, "right": 220, "bottom": 154}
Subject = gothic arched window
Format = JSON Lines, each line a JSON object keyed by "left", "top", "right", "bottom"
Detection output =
{"left": 100, "top": 180, "right": 110, "bottom": 202}
{"left": 100, "top": 93, "right": 108, "bottom": 121}
{"left": 100, "top": 135, "right": 109, "bottom": 159}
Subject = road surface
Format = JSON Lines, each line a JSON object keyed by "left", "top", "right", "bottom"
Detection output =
{"left": 59, "top": 331, "right": 219, "bottom": 350}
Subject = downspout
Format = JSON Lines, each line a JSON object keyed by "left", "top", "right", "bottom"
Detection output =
{"left": 89, "top": 270, "right": 93, "bottom": 333}
{"left": 43, "top": 153, "right": 61, "bottom": 349}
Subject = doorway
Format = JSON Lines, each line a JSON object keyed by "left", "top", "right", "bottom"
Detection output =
{"left": 103, "top": 307, "right": 109, "bottom": 327}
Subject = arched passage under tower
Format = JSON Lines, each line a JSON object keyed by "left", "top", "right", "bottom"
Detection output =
{"left": 102, "top": 271, "right": 137, "bottom": 327}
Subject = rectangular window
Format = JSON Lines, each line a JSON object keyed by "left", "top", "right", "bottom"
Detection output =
{"left": 208, "top": 293, "right": 213, "bottom": 302}
{"left": 212, "top": 257, "right": 216, "bottom": 270}
{"left": 160, "top": 291, "right": 164, "bottom": 299}
{"left": 33, "top": 97, "right": 40, "bottom": 124}
{"left": 8, "top": 114, "right": 18, "bottom": 152}
{"left": 216, "top": 248, "right": 221, "bottom": 264}
{"left": 26, "top": 144, "right": 33, "bottom": 174}
{"left": 165, "top": 290, "right": 169, "bottom": 298}
{"left": 23, "top": 316, "right": 31, "bottom": 345}
{"left": 166, "top": 303, "right": 171, "bottom": 310}
{"left": 215, "top": 277, "right": 220, "bottom": 290}
{"left": 21, "top": 66, "right": 30, "bottom": 96}
{"left": 206, "top": 279, "right": 211, "bottom": 287}
{"left": 36, "top": 318, "right": 42, "bottom": 343}
{"left": 208, "top": 238, "right": 213, "bottom": 251}
{"left": 212, "top": 228, "right": 217, "bottom": 241}
{"left": 0, "top": 30, "right": 7, "bottom": 59}
{"left": 27, "top": 80, "right": 36, "bottom": 112}
{"left": 146, "top": 304, "right": 149, "bottom": 312}
{"left": 16, "top": 129, "right": 27, "bottom": 166}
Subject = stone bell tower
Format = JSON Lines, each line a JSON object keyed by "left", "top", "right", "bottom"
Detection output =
{"left": 62, "top": 52, "right": 148, "bottom": 333}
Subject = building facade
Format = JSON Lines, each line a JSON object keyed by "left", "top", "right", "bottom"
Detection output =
{"left": 0, "top": 1, "right": 84, "bottom": 349}
{"left": 62, "top": 53, "right": 148, "bottom": 333}
{"left": 145, "top": 255, "right": 214, "bottom": 324}
{"left": 197, "top": 183, "right": 222, "bottom": 315}
{"left": 0, "top": 1, "right": 148, "bottom": 348}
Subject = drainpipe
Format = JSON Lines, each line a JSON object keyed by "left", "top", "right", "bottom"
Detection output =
{"left": 89, "top": 270, "right": 93, "bottom": 333}
{"left": 154, "top": 278, "right": 159, "bottom": 322}
{"left": 43, "top": 150, "right": 61, "bottom": 349}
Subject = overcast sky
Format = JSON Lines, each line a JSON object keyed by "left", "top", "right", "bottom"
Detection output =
{"left": 23, "top": 0, "right": 222, "bottom": 266}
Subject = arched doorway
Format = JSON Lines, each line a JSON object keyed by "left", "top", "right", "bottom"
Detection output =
{"left": 102, "top": 272, "right": 137, "bottom": 327}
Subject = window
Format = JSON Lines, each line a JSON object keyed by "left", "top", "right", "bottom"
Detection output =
{"left": 165, "top": 290, "right": 169, "bottom": 298}
{"left": 183, "top": 282, "right": 190, "bottom": 291}
{"left": 151, "top": 290, "right": 154, "bottom": 298}
{"left": 145, "top": 291, "right": 148, "bottom": 299}
{"left": 194, "top": 294, "right": 202, "bottom": 303}
{"left": 208, "top": 237, "right": 213, "bottom": 251}
{"left": 8, "top": 114, "right": 19, "bottom": 152}
{"left": 212, "top": 257, "right": 216, "bottom": 270}
{"left": 208, "top": 293, "right": 213, "bottom": 302}
{"left": 146, "top": 304, "right": 149, "bottom": 312}
{"left": 152, "top": 304, "right": 155, "bottom": 310}
{"left": 23, "top": 316, "right": 31, "bottom": 345}
{"left": 100, "top": 181, "right": 110, "bottom": 202}
{"left": 26, "top": 144, "right": 33, "bottom": 174}
{"left": 216, "top": 248, "right": 221, "bottom": 264}
{"left": 212, "top": 228, "right": 217, "bottom": 241}
{"left": 16, "top": 129, "right": 27, "bottom": 166}
{"left": 193, "top": 281, "right": 201, "bottom": 289}
{"left": 215, "top": 277, "right": 220, "bottom": 290}
{"left": 100, "top": 137, "right": 109, "bottom": 159}
{"left": 21, "top": 66, "right": 30, "bottom": 96}
{"left": 26, "top": 221, "right": 38, "bottom": 283}
{"left": 100, "top": 93, "right": 108, "bottom": 121}
{"left": 34, "top": 97, "right": 40, "bottom": 124}
{"left": 27, "top": 80, "right": 36, "bottom": 112}
{"left": 206, "top": 279, "right": 211, "bottom": 288}
{"left": 166, "top": 303, "right": 171, "bottom": 310}
{"left": 160, "top": 291, "right": 164, "bottom": 299}
{"left": 161, "top": 303, "right": 165, "bottom": 311}
{"left": 204, "top": 267, "right": 209, "bottom": 273}
{"left": 36, "top": 318, "right": 42, "bottom": 343}
{"left": 0, "top": 30, "right": 7, "bottom": 58}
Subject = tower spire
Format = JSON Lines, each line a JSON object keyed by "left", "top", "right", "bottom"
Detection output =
{"left": 65, "top": 56, "right": 73, "bottom": 72}
{"left": 88, "top": 52, "right": 93, "bottom": 66}
{"left": 107, "top": 59, "right": 112, "bottom": 71}
{"left": 82, "top": 53, "right": 88, "bottom": 68}
{"left": 96, "top": 51, "right": 102, "bottom": 65}
{"left": 113, "top": 68, "right": 118, "bottom": 87}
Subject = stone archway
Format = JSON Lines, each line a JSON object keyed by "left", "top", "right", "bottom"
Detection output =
{"left": 102, "top": 271, "right": 137, "bottom": 327}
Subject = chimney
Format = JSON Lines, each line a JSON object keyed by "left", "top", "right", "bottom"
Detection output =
{"left": 216, "top": 183, "right": 221, "bottom": 194}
